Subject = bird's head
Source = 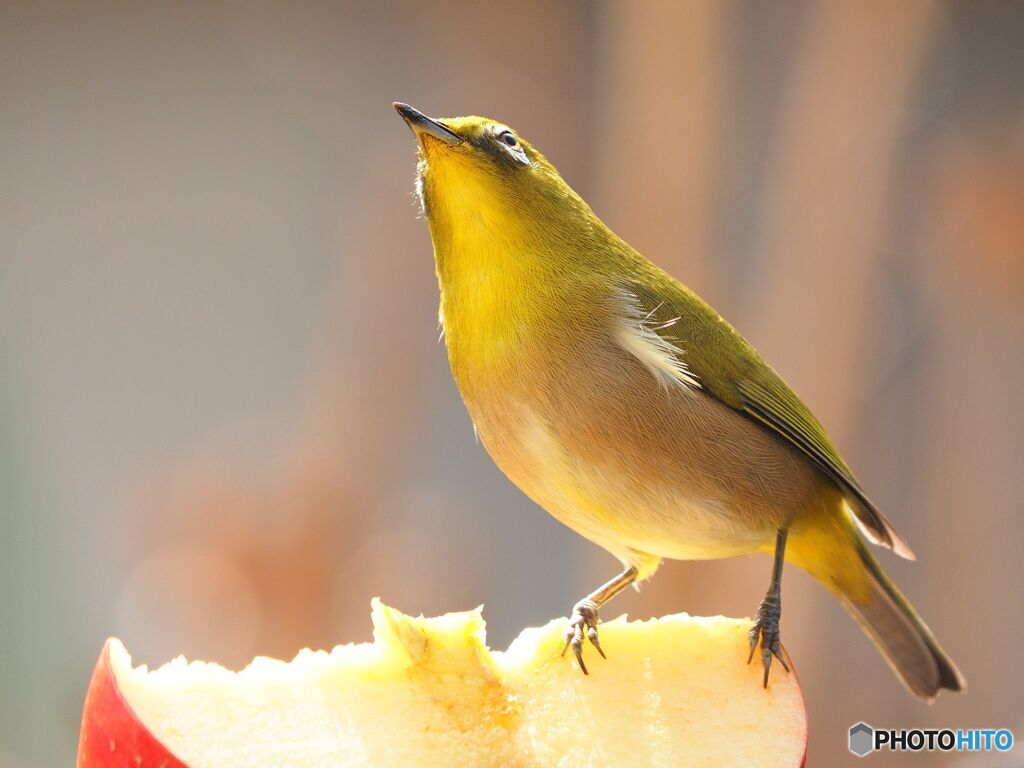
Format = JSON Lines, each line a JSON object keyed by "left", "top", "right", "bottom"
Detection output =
{"left": 394, "top": 102, "right": 602, "bottom": 266}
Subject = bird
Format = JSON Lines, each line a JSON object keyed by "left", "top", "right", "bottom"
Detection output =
{"left": 393, "top": 101, "right": 964, "bottom": 701}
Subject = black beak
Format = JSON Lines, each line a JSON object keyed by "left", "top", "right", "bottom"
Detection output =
{"left": 393, "top": 102, "right": 462, "bottom": 145}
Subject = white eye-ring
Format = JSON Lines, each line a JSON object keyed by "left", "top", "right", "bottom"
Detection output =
{"left": 495, "top": 127, "right": 529, "bottom": 165}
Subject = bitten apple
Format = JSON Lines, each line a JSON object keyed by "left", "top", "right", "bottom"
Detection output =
{"left": 78, "top": 600, "right": 807, "bottom": 767}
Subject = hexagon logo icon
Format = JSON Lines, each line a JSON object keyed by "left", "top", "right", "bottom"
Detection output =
{"left": 849, "top": 722, "right": 875, "bottom": 757}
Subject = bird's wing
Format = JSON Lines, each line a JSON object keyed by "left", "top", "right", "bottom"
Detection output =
{"left": 621, "top": 272, "right": 914, "bottom": 560}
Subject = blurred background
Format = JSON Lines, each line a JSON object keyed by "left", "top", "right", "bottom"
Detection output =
{"left": 2, "top": 1, "right": 1022, "bottom": 765}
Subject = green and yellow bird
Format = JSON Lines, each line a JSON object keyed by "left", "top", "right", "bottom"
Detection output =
{"left": 394, "top": 102, "right": 963, "bottom": 700}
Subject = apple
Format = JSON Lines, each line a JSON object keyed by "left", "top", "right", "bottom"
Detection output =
{"left": 78, "top": 600, "right": 807, "bottom": 767}
{"left": 77, "top": 638, "right": 186, "bottom": 768}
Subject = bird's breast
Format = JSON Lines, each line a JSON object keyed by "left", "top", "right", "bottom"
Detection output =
{"left": 442, "top": 308, "right": 816, "bottom": 562}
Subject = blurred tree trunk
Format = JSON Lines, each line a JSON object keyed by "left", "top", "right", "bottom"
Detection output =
{"left": 591, "top": 4, "right": 941, "bottom": 765}
{"left": 592, "top": 0, "right": 728, "bottom": 305}
{"left": 751, "top": 6, "right": 941, "bottom": 765}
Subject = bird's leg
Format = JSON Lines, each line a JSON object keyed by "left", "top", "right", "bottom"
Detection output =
{"left": 561, "top": 565, "right": 638, "bottom": 674}
{"left": 748, "top": 528, "right": 790, "bottom": 687}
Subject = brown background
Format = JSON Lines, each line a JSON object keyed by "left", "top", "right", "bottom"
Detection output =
{"left": 1, "top": 2, "right": 1022, "bottom": 765}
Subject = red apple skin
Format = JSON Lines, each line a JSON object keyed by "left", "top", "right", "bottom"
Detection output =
{"left": 77, "top": 640, "right": 188, "bottom": 768}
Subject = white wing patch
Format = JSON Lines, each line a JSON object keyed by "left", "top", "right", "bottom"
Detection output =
{"left": 615, "top": 289, "right": 701, "bottom": 393}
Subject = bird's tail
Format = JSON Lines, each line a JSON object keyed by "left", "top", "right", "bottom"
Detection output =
{"left": 790, "top": 507, "right": 964, "bottom": 701}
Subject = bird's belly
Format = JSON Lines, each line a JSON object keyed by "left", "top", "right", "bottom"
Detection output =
{"left": 465, "top": 358, "right": 819, "bottom": 565}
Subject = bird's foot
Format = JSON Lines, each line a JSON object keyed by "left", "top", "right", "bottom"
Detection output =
{"left": 747, "top": 593, "right": 789, "bottom": 688}
{"left": 561, "top": 598, "right": 605, "bottom": 674}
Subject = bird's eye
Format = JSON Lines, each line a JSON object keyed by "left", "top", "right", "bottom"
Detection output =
{"left": 494, "top": 127, "right": 529, "bottom": 165}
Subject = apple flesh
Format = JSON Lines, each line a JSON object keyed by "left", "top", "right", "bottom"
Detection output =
{"left": 78, "top": 600, "right": 807, "bottom": 767}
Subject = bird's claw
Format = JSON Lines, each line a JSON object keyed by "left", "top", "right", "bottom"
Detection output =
{"left": 561, "top": 599, "right": 603, "bottom": 674}
{"left": 747, "top": 593, "right": 789, "bottom": 688}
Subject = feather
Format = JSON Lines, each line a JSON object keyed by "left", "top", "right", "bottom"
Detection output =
{"left": 614, "top": 289, "right": 701, "bottom": 393}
